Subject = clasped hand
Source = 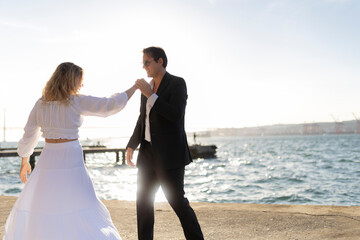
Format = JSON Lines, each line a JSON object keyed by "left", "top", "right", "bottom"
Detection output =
{"left": 135, "top": 78, "right": 153, "bottom": 98}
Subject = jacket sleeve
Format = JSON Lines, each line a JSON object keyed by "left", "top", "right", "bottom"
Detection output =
{"left": 126, "top": 115, "right": 142, "bottom": 150}
{"left": 126, "top": 95, "right": 145, "bottom": 150}
{"left": 17, "top": 100, "right": 42, "bottom": 157}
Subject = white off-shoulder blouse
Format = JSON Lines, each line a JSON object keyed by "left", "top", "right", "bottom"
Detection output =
{"left": 17, "top": 92, "right": 128, "bottom": 157}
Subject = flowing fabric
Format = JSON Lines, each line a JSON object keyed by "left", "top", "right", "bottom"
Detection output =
{"left": 3, "top": 141, "right": 121, "bottom": 240}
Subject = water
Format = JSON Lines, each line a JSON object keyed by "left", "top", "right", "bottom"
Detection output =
{"left": 1, "top": 134, "right": 360, "bottom": 206}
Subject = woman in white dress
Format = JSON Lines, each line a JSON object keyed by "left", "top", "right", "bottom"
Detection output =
{"left": 3, "top": 62, "right": 137, "bottom": 240}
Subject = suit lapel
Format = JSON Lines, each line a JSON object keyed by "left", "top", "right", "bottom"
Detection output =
{"left": 148, "top": 72, "right": 170, "bottom": 118}
{"left": 156, "top": 72, "right": 170, "bottom": 96}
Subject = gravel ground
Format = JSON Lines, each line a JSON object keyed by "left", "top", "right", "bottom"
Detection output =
{"left": 1, "top": 196, "right": 360, "bottom": 239}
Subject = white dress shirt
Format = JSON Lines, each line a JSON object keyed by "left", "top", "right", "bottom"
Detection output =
{"left": 144, "top": 81, "right": 158, "bottom": 142}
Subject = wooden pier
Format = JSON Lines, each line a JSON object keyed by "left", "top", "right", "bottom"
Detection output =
{"left": 0, "top": 144, "right": 217, "bottom": 171}
{"left": 0, "top": 147, "right": 131, "bottom": 170}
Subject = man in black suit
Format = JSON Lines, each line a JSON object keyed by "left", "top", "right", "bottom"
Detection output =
{"left": 126, "top": 47, "right": 204, "bottom": 240}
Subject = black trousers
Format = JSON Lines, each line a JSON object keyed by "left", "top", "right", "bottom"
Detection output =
{"left": 136, "top": 140, "right": 204, "bottom": 240}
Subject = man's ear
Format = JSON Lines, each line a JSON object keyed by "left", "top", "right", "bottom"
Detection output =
{"left": 158, "top": 58, "right": 164, "bottom": 66}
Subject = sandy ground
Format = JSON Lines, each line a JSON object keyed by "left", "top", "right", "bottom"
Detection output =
{"left": 1, "top": 196, "right": 360, "bottom": 239}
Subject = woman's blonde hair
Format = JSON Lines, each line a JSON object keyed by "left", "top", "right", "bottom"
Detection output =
{"left": 42, "top": 62, "right": 83, "bottom": 103}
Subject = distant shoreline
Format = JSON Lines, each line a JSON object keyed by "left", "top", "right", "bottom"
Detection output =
{"left": 191, "top": 121, "right": 360, "bottom": 137}
{"left": 1, "top": 196, "right": 360, "bottom": 239}
{"left": 2, "top": 120, "right": 360, "bottom": 142}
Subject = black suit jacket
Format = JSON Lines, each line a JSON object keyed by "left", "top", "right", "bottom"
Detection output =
{"left": 126, "top": 72, "right": 192, "bottom": 169}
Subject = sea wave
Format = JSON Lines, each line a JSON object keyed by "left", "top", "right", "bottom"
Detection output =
{"left": 1, "top": 134, "right": 360, "bottom": 206}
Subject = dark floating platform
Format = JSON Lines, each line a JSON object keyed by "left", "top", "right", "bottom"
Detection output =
{"left": 189, "top": 144, "right": 217, "bottom": 159}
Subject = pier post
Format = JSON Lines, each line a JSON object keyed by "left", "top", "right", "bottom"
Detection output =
{"left": 116, "top": 151, "right": 119, "bottom": 163}
{"left": 121, "top": 150, "right": 126, "bottom": 165}
{"left": 29, "top": 154, "right": 36, "bottom": 171}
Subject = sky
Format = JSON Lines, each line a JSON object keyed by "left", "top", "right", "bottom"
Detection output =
{"left": 0, "top": 0, "right": 359, "bottom": 141}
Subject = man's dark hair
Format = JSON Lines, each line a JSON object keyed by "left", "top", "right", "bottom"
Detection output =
{"left": 143, "top": 47, "right": 168, "bottom": 68}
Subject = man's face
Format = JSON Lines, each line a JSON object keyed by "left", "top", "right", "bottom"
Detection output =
{"left": 142, "top": 53, "right": 162, "bottom": 78}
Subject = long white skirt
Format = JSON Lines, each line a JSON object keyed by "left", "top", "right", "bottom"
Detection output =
{"left": 3, "top": 140, "right": 121, "bottom": 240}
